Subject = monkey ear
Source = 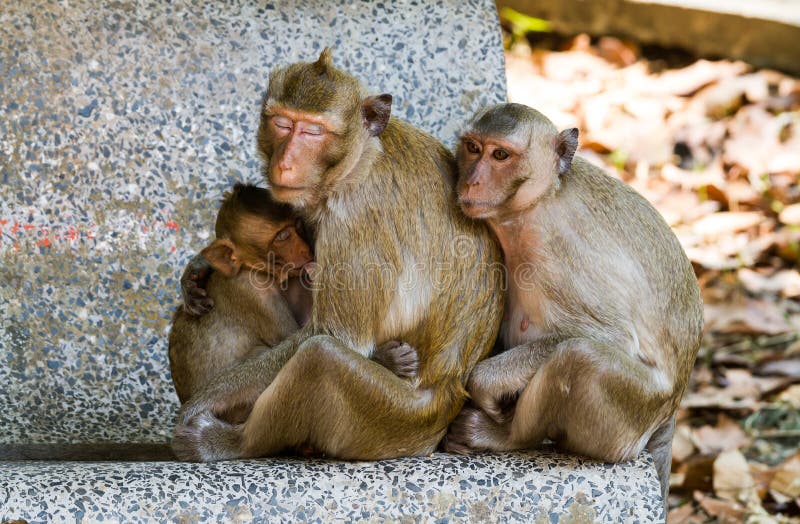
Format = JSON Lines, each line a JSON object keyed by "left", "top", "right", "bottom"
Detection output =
{"left": 200, "top": 238, "right": 242, "bottom": 277}
{"left": 555, "top": 128, "right": 579, "bottom": 175}
{"left": 362, "top": 94, "right": 392, "bottom": 137}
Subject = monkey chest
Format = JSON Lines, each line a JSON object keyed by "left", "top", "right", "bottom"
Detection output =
{"left": 502, "top": 284, "right": 553, "bottom": 349}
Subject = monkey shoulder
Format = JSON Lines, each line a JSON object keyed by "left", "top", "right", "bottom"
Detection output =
{"left": 567, "top": 157, "right": 677, "bottom": 239}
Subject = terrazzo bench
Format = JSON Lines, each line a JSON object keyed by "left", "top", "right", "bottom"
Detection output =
{"left": 0, "top": 1, "right": 662, "bottom": 522}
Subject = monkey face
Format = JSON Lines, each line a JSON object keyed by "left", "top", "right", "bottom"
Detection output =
{"left": 256, "top": 49, "right": 392, "bottom": 212}
{"left": 455, "top": 133, "right": 528, "bottom": 219}
{"left": 257, "top": 108, "right": 344, "bottom": 208}
{"left": 265, "top": 221, "right": 314, "bottom": 279}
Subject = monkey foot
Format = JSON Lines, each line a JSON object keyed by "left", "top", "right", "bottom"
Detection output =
{"left": 373, "top": 340, "right": 419, "bottom": 379}
{"left": 442, "top": 407, "right": 510, "bottom": 455}
{"left": 172, "top": 412, "right": 242, "bottom": 462}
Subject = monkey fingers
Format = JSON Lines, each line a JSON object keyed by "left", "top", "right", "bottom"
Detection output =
{"left": 180, "top": 253, "right": 214, "bottom": 316}
{"left": 372, "top": 340, "right": 419, "bottom": 379}
{"left": 467, "top": 341, "right": 554, "bottom": 424}
{"left": 181, "top": 280, "right": 215, "bottom": 316}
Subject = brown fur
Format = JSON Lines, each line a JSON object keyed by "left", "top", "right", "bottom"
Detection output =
{"left": 172, "top": 49, "right": 503, "bottom": 462}
{"left": 444, "top": 104, "right": 703, "bottom": 512}
{"left": 168, "top": 184, "right": 312, "bottom": 411}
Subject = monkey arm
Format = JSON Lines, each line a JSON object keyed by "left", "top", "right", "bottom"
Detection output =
{"left": 467, "top": 337, "right": 560, "bottom": 424}
{"left": 177, "top": 326, "right": 309, "bottom": 425}
{"left": 179, "top": 253, "right": 214, "bottom": 316}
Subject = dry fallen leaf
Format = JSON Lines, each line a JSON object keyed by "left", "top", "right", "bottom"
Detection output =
{"left": 676, "top": 455, "right": 716, "bottom": 493}
{"left": 779, "top": 203, "right": 800, "bottom": 226}
{"left": 770, "top": 452, "right": 800, "bottom": 500}
{"left": 673, "top": 422, "right": 697, "bottom": 462}
{"left": 756, "top": 358, "right": 800, "bottom": 379}
{"left": 749, "top": 461, "right": 776, "bottom": 501}
{"left": 650, "top": 59, "right": 750, "bottom": 97}
{"left": 695, "top": 491, "right": 747, "bottom": 522}
{"left": 692, "top": 414, "right": 750, "bottom": 455}
{"left": 713, "top": 449, "right": 758, "bottom": 504}
{"left": 775, "top": 384, "right": 800, "bottom": 407}
{"left": 666, "top": 502, "right": 695, "bottom": 524}
{"left": 705, "top": 299, "right": 793, "bottom": 335}
{"left": 738, "top": 269, "right": 800, "bottom": 298}
{"left": 691, "top": 211, "right": 765, "bottom": 238}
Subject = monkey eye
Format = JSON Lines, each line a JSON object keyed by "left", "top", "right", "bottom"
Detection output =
{"left": 272, "top": 116, "right": 293, "bottom": 131}
{"left": 302, "top": 123, "right": 325, "bottom": 136}
{"left": 465, "top": 141, "right": 480, "bottom": 155}
{"left": 492, "top": 149, "right": 510, "bottom": 161}
{"left": 275, "top": 227, "right": 292, "bottom": 241}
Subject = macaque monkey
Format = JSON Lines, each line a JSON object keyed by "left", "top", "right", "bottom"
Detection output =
{"left": 444, "top": 103, "right": 703, "bottom": 506}
{"left": 170, "top": 184, "right": 418, "bottom": 410}
{"left": 172, "top": 48, "right": 503, "bottom": 462}
{"left": 168, "top": 183, "right": 313, "bottom": 407}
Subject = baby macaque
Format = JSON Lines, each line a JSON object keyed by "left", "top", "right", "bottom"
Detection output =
{"left": 168, "top": 183, "right": 313, "bottom": 408}
{"left": 445, "top": 104, "right": 703, "bottom": 508}
{"left": 170, "top": 183, "right": 419, "bottom": 416}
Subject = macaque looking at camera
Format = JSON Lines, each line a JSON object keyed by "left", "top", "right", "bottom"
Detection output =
{"left": 444, "top": 103, "right": 703, "bottom": 507}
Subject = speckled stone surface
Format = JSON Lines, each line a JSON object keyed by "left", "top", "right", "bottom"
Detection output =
{"left": 0, "top": 2, "right": 665, "bottom": 521}
{"left": 0, "top": 0, "right": 505, "bottom": 445}
{"left": 0, "top": 451, "right": 663, "bottom": 523}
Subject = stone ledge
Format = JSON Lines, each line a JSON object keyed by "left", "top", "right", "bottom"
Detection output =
{"left": 0, "top": 451, "right": 663, "bottom": 523}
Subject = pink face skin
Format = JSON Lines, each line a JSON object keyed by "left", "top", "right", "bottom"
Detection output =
{"left": 263, "top": 108, "right": 338, "bottom": 203}
{"left": 456, "top": 132, "right": 528, "bottom": 220}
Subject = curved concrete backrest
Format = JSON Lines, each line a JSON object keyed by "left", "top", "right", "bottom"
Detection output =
{"left": 0, "top": 1, "right": 506, "bottom": 444}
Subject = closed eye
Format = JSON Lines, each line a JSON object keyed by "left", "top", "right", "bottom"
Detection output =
{"left": 272, "top": 116, "right": 293, "bottom": 131}
{"left": 302, "top": 124, "right": 325, "bottom": 136}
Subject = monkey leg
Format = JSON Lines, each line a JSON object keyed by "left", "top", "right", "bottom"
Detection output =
{"left": 239, "top": 335, "right": 450, "bottom": 460}
{"left": 508, "top": 338, "right": 672, "bottom": 462}
{"left": 466, "top": 337, "right": 559, "bottom": 423}
{"left": 447, "top": 337, "right": 672, "bottom": 465}
{"left": 646, "top": 415, "right": 675, "bottom": 514}
{"left": 177, "top": 331, "right": 306, "bottom": 427}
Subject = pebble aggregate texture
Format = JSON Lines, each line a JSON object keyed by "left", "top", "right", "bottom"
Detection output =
{"left": 0, "top": 0, "right": 506, "bottom": 444}
{"left": 1, "top": 452, "right": 663, "bottom": 522}
{"left": 0, "top": 1, "right": 663, "bottom": 521}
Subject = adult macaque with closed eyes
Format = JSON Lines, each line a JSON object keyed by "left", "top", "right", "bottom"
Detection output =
{"left": 443, "top": 103, "right": 703, "bottom": 505}
{"left": 171, "top": 48, "right": 503, "bottom": 462}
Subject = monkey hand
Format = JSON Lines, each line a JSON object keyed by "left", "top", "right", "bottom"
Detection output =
{"left": 466, "top": 354, "right": 530, "bottom": 424}
{"left": 442, "top": 406, "right": 509, "bottom": 455}
{"left": 180, "top": 253, "right": 214, "bottom": 316}
{"left": 372, "top": 340, "right": 419, "bottom": 379}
